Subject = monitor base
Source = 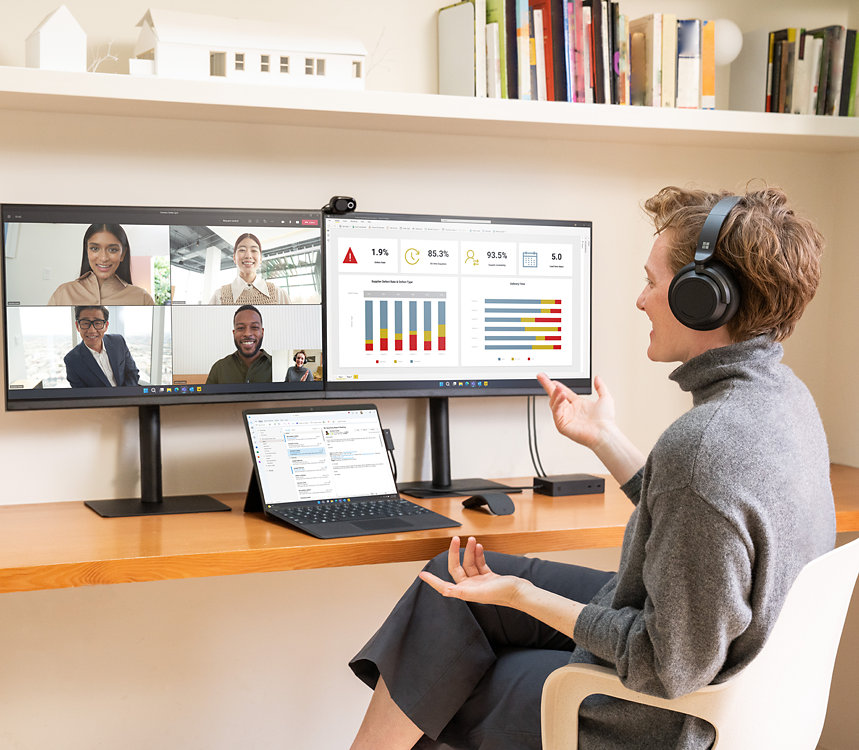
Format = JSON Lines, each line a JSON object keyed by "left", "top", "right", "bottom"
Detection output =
{"left": 398, "top": 477, "right": 515, "bottom": 499}
{"left": 85, "top": 495, "right": 231, "bottom": 518}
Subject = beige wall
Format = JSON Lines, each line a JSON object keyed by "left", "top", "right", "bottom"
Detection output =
{"left": 0, "top": 1, "right": 856, "bottom": 748}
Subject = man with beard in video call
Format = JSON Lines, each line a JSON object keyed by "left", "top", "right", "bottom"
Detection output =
{"left": 205, "top": 305, "right": 272, "bottom": 384}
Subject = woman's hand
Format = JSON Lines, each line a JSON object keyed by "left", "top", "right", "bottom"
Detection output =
{"left": 419, "top": 536, "right": 531, "bottom": 608}
{"left": 536, "top": 373, "right": 616, "bottom": 450}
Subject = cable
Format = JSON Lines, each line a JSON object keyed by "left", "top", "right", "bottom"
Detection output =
{"left": 527, "top": 396, "right": 547, "bottom": 478}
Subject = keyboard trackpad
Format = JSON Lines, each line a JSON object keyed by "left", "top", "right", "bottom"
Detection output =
{"left": 353, "top": 518, "right": 411, "bottom": 531}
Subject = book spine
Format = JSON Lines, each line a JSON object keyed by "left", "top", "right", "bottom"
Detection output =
{"left": 676, "top": 18, "right": 701, "bottom": 109}
{"left": 516, "top": 0, "right": 532, "bottom": 99}
{"left": 700, "top": 19, "right": 715, "bottom": 109}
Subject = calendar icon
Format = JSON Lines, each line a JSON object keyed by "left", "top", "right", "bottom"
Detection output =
{"left": 522, "top": 251, "right": 538, "bottom": 268}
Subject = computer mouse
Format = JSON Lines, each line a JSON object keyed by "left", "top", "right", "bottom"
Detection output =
{"left": 462, "top": 491, "right": 515, "bottom": 516}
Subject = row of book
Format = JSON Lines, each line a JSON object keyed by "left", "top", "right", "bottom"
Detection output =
{"left": 438, "top": 0, "right": 717, "bottom": 109}
{"left": 766, "top": 27, "right": 857, "bottom": 116}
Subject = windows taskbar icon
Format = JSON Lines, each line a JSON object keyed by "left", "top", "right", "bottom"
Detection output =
{"left": 142, "top": 386, "right": 204, "bottom": 394}
{"left": 439, "top": 381, "right": 489, "bottom": 388}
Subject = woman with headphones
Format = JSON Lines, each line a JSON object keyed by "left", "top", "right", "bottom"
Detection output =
{"left": 348, "top": 186, "right": 835, "bottom": 750}
{"left": 285, "top": 349, "right": 310, "bottom": 382}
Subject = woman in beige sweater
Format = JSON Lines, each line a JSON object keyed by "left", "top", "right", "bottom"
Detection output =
{"left": 48, "top": 223, "right": 154, "bottom": 306}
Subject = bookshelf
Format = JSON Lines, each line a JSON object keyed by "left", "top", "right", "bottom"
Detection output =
{"left": 1, "top": 66, "right": 858, "bottom": 153}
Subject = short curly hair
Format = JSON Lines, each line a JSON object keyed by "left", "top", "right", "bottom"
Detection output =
{"left": 643, "top": 185, "right": 824, "bottom": 342}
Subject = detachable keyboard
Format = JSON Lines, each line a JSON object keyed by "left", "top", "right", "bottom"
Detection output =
{"left": 274, "top": 498, "right": 431, "bottom": 526}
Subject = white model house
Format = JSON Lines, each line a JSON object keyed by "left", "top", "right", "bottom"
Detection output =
{"left": 130, "top": 8, "right": 367, "bottom": 90}
{"left": 25, "top": 5, "right": 87, "bottom": 73}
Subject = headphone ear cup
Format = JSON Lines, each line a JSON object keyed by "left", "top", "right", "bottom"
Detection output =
{"left": 668, "top": 261, "right": 740, "bottom": 331}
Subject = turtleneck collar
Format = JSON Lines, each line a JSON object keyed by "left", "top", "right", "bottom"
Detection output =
{"left": 669, "top": 335, "right": 783, "bottom": 398}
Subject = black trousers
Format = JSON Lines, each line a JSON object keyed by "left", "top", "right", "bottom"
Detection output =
{"left": 349, "top": 551, "right": 615, "bottom": 750}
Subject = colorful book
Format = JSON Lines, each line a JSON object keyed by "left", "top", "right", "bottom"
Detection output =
{"left": 700, "top": 19, "right": 715, "bottom": 109}
{"left": 529, "top": 0, "right": 554, "bottom": 99}
{"left": 838, "top": 29, "right": 856, "bottom": 116}
{"left": 570, "top": 0, "right": 586, "bottom": 101}
{"left": 516, "top": 0, "right": 532, "bottom": 99}
{"left": 629, "top": 14, "right": 660, "bottom": 106}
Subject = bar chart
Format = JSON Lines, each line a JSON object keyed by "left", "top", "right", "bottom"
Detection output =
{"left": 483, "top": 298, "right": 563, "bottom": 351}
{"left": 364, "top": 291, "right": 447, "bottom": 353}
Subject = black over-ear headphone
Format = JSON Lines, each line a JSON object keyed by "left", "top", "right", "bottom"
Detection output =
{"left": 667, "top": 195, "right": 742, "bottom": 331}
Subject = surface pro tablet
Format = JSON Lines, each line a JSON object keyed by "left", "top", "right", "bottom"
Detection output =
{"left": 243, "top": 404, "right": 460, "bottom": 538}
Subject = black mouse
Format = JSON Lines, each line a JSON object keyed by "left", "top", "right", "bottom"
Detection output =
{"left": 462, "top": 491, "right": 515, "bottom": 516}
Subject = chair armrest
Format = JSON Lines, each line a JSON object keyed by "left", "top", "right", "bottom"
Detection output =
{"left": 541, "top": 663, "right": 735, "bottom": 750}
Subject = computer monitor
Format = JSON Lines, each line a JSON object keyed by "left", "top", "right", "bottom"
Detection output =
{"left": 2, "top": 203, "right": 324, "bottom": 516}
{"left": 322, "top": 210, "right": 592, "bottom": 495}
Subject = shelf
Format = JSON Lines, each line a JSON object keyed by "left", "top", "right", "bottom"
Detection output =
{"left": 1, "top": 65, "right": 859, "bottom": 152}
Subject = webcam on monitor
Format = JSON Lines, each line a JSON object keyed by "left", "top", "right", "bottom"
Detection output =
{"left": 322, "top": 195, "right": 357, "bottom": 214}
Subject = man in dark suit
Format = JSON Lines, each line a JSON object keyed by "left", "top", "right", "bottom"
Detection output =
{"left": 64, "top": 305, "right": 140, "bottom": 387}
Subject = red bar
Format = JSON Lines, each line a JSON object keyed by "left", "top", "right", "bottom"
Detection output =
{"left": 439, "top": 337, "right": 446, "bottom": 351}
{"left": 365, "top": 342, "right": 373, "bottom": 351}
{"left": 544, "top": 336, "right": 561, "bottom": 341}
{"left": 535, "top": 317, "right": 562, "bottom": 322}
{"left": 380, "top": 338, "right": 388, "bottom": 351}
{"left": 395, "top": 339, "right": 403, "bottom": 351}
{"left": 410, "top": 334, "right": 417, "bottom": 350}
{"left": 424, "top": 341, "right": 431, "bottom": 351}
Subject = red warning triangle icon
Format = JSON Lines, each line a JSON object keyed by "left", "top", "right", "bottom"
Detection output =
{"left": 343, "top": 247, "right": 358, "bottom": 264}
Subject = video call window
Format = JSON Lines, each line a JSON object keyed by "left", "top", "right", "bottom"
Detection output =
{"left": 2, "top": 204, "right": 323, "bottom": 405}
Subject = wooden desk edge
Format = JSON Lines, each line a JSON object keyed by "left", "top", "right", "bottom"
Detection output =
{"left": 1, "top": 464, "right": 856, "bottom": 594}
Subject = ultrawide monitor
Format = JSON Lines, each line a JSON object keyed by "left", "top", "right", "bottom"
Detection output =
{"left": 323, "top": 211, "right": 592, "bottom": 397}
{"left": 2, "top": 203, "right": 324, "bottom": 410}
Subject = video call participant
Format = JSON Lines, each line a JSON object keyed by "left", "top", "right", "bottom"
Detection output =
{"left": 285, "top": 349, "right": 311, "bottom": 382}
{"left": 208, "top": 233, "right": 290, "bottom": 305}
{"left": 206, "top": 305, "right": 272, "bottom": 384}
{"left": 64, "top": 306, "right": 140, "bottom": 388}
{"left": 48, "top": 223, "right": 156, "bottom": 306}
{"left": 347, "top": 186, "right": 836, "bottom": 750}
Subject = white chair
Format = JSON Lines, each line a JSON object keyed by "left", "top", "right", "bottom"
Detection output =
{"left": 541, "top": 537, "right": 859, "bottom": 750}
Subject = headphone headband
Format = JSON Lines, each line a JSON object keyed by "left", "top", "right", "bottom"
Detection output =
{"left": 694, "top": 195, "right": 741, "bottom": 265}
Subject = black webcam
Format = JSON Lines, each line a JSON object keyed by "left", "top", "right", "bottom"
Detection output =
{"left": 322, "top": 196, "right": 357, "bottom": 214}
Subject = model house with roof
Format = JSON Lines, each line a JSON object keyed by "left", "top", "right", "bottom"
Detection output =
{"left": 25, "top": 5, "right": 87, "bottom": 73}
{"left": 129, "top": 8, "right": 367, "bottom": 90}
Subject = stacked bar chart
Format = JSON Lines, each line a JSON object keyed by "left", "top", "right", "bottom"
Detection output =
{"left": 484, "top": 298, "right": 563, "bottom": 350}
{"left": 364, "top": 291, "right": 447, "bottom": 353}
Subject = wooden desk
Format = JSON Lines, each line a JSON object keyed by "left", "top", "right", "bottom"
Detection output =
{"left": 1, "top": 465, "right": 857, "bottom": 595}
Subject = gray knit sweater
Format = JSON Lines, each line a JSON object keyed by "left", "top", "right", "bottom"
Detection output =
{"left": 571, "top": 336, "right": 836, "bottom": 749}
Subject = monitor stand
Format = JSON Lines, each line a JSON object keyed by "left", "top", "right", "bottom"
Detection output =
{"left": 85, "top": 405, "right": 232, "bottom": 518}
{"left": 397, "top": 396, "right": 515, "bottom": 498}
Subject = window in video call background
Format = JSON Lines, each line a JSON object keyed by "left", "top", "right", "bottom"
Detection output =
{"left": 323, "top": 211, "right": 592, "bottom": 398}
{"left": 2, "top": 204, "right": 324, "bottom": 411}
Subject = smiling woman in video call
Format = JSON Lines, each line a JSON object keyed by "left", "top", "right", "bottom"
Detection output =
{"left": 209, "top": 232, "right": 290, "bottom": 305}
{"left": 48, "top": 223, "right": 155, "bottom": 306}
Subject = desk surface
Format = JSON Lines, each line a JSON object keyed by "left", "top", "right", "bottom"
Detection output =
{"left": 1, "top": 465, "right": 857, "bottom": 595}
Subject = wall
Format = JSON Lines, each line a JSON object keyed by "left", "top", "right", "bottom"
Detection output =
{"left": 0, "top": 1, "right": 856, "bottom": 748}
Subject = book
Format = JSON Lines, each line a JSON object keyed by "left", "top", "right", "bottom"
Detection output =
{"left": 516, "top": 0, "right": 532, "bottom": 99}
{"left": 789, "top": 30, "right": 812, "bottom": 115}
{"left": 486, "top": 0, "right": 515, "bottom": 97}
{"left": 569, "top": 0, "right": 586, "bottom": 101}
{"left": 700, "top": 19, "right": 715, "bottom": 109}
{"left": 529, "top": 1, "right": 553, "bottom": 98}
{"left": 549, "top": 0, "right": 570, "bottom": 101}
{"left": 486, "top": 21, "right": 502, "bottom": 97}
{"left": 530, "top": 7, "right": 547, "bottom": 99}
{"left": 629, "top": 29, "right": 646, "bottom": 105}
{"left": 676, "top": 19, "right": 701, "bottom": 109}
{"left": 616, "top": 11, "right": 630, "bottom": 105}
{"left": 438, "top": 1, "right": 477, "bottom": 96}
{"left": 807, "top": 25, "right": 844, "bottom": 115}
{"left": 473, "top": 0, "right": 488, "bottom": 96}
{"left": 661, "top": 13, "right": 677, "bottom": 107}
{"left": 807, "top": 35, "right": 824, "bottom": 114}
{"left": 845, "top": 30, "right": 859, "bottom": 116}
{"left": 584, "top": 0, "right": 608, "bottom": 103}
{"left": 629, "top": 14, "right": 660, "bottom": 106}
{"left": 581, "top": 2, "right": 594, "bottom": 102}
{"left": 838, "top": 29, "right": 856, "bottom": 116}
